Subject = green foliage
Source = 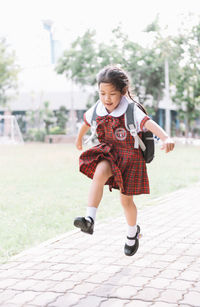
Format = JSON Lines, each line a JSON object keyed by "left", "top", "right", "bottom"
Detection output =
{"left": 172, "top": 22, "right": 200, "bottom": 134}
{"left": 144, "top": 15, "right": 161, "bottom": 33}
{"left": 26, "top": 103, "right": 68, "bottom": 141}
{"left": 56, "top": 27, "right": 129, "bottom": 89}
{"left": 132, "top": 47, "right": 165, "bottom": 106}
{"left": 140, "top": 20, "right": 183, "bottom": 108}
{"left": 55, "top": 24, "right": 170, "bottom": 109}
{"left": 0, "top": 38, "right": 19, "bottom": 106}
{"left": 26, "top": 101, "right": 55, "bottom": 141}
{"left": 26, "top": 128, "right": 46, "bottom": 142}
{"left": 49, "top": 126, "right": 65, "bottom": 135}
{"left": 42, "top": 101, "right": 55, "bottom": 134}
{"left": 56, "top": 30, "right": 98, "bottom": 85}
{"left": 56, "top": 20, "right": 200, "bottom": 134}
{"left": 55, "top": 106, "right": 68, "bottom": 130}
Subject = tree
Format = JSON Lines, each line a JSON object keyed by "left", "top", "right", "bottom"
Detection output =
{"left": 173, "top": 23, "right": 200, "bottom": 135}
{"left": 0, "top": 38, "right": 19, "bottom": 106}
{"left": 56, "top": 21, "right": 200, "bottom": 137}
{"left": 56, "top": 27, "right": 126, "bottom": 105}
{"left": 55, "top": 106, "right": 68, "bottom": 131}
{"left": 56, "top": 24, "right": 178, "bottom": 113}
{"left": 132, "top": 46, "right": 165, "bottom": 109}
{"left": 56, "top": 30, "right": 98, "bottom": 85}
{"left": 56, "top": 27, "right": 129, "bottom": 84}
{"left": 43, "top": 101, "right": 55, "bottom": 134}
{"left": 144, "top": 15, "right": 160, "bottom": 33}
{"left": 26, "top": 101, "right": 55, "bottom": 141}
{"left": 140, "top": 20, "right": 182, "bottom": 114}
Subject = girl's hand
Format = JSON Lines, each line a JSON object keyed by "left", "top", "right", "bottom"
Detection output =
{"left": 75, "top": 137, "right": 83, "bottom": 150}
{"left": 161, "top": 138, "right": 175, "bottom": 153}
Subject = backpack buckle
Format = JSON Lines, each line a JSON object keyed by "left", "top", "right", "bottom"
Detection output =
{"left": 129, "top": 124, "right": 137, "bottom": 137}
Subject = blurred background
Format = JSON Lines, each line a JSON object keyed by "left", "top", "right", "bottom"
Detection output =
{"left": 0, "top": 0, "right": 200, "bottom": 142}
{"left": 0, "top": 0, "right": 200, "bottom": 262}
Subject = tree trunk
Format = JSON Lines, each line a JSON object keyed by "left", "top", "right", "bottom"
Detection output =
{"left": 185, "top": 113, "right": 189, "bottom": 138}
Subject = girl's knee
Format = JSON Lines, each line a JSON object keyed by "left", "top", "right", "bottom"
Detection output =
{"left": 94, "top": 160, "right": 112, "bottom": 181}
{"left": 120, "top": 194, "right": 135, "bottom": 208}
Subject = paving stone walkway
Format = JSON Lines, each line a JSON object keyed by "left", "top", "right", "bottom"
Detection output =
{"left": 0, "top": 183, "right": 200, "bottom": 307}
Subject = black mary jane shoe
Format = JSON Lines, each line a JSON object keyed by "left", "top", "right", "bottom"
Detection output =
{"left": 73, "top": 216, "right": 94, "bottom": 235}
{"left": 124, "top": 225, "right": 141, "bottom": 256}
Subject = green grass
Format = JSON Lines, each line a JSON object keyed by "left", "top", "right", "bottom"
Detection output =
{"left": 0, "top": 142, "right": 199, "bottom": 262}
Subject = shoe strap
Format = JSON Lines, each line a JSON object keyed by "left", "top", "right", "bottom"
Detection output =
{"left": 86, "top": 216, "right": 94, "bottom": 224}
{"left": 127, "top": 227, "right": 139, "bottom": 240}
{"left": 127, "top": 235, "right": 137, "bottom": 240}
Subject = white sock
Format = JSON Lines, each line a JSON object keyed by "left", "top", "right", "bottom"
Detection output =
{"left": 85, "top": 206, "right": 97, "bottom": 223}
{"left": 126, "top": 225, "right": 137, "bottom": 246}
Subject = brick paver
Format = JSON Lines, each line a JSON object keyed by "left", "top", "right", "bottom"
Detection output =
{"left": 0, "top": 183, "right": 200, "bottom": 306}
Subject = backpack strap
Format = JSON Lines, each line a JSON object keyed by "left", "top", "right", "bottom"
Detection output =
{"left": 125, "top": 102, "right": 146, "bottom": 151}
{"left": 91, "top": 101, "right": 99, "bottom": 126}
{"left": 84, "top": 101, "right": 99, "bottom": 144}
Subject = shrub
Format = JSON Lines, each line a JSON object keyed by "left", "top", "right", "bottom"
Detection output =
{"left": 26, "top": 128, "right": 46, "bottom": 142}
{"left": 49, "top": 126, "right": 66, "bottom": 135}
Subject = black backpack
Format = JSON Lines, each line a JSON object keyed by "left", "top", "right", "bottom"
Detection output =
{"left": 85, "top": 101, "right": 155, "bottom": 163}
{"left": 125, "top": 102, "right": 155, "bottom": 163}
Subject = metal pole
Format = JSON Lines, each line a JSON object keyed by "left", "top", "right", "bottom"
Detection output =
{"left": 67, "top": 80, "right": 77, "bottom": 136}
{"left": 42, "top": 20, "right": 55, "bottom": 65}
{"left": 49, "top": 30, "right": 55, "bottom": 64}
{"left": 165, "top": 58, "right": 171, "bottom": 136}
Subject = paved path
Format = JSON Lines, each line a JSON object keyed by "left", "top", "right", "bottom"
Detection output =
{"left": 0, "top": 183, "right": 200, "bottom": 307}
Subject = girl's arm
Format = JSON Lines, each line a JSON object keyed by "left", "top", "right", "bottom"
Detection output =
{"left": 75, "top": 122, "right": 90, "bottom": 150}
{"left": 144, "top": 119, "right": 175, "bottom": 153}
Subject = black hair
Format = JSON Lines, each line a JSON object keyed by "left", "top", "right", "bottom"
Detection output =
{"left": 97, "top": 65, "right": 147, "bottom": 114}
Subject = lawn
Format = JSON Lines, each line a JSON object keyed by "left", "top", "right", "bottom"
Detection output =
{"left": 0, "top": 142, "right": 199, "bottom": 262}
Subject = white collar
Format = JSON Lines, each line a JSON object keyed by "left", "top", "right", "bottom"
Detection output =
{"left": 96, "top": 96, "right": 129, "bottom": 117}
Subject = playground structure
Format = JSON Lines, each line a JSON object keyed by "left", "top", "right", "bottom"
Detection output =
{"left": 0, "top": 115, "right": 24, "bottom": 144}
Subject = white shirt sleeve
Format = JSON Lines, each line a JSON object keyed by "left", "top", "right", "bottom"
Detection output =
{"left": 134, "top": 105, "right": 150, "bottom": 133}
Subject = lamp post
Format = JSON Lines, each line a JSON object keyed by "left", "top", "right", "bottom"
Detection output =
{"left": 164, "top": 58, "right": 171, "bottom": 136}
{"left": 67, "top": 79, "right": 77, "bottom": 136}
{"left": 42, "top": 20, "right": 55, "bottom": 64}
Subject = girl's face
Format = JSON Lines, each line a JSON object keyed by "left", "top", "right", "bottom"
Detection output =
{"left": 99, "top": 83, "right": 124, "bottom": 113}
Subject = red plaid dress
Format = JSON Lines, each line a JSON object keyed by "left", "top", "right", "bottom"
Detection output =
{"left": 79, "top": 100, "right": 150, "bottom": 195}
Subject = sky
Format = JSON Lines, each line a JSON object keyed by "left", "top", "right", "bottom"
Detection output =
{"left": 0, "top": 0, "right": 200, "bottom": 94}
{"left": 0, "top": 0, "right": 200, "bottom": 68}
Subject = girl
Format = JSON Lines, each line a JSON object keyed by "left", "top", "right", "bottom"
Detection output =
{"left": 74, "top": 65, "right": 175, "bottom": 256}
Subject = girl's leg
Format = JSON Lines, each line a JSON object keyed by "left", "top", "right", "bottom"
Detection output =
{"left": 88, "top": 159, "right": 113, "bottom": 208}
{"left": 119, "top": 193, "right": 137, "bottom": 226}
{"left": 74, "top": 160, "right": 112, "bottom": 233}
{"left": 120, "top": 192, "right": 140, "bottom": 256}
{"left": 86, "top": 160, "right": 113, "bottom": 221}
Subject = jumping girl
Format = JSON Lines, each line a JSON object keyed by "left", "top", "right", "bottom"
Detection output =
{"left": 74, "top": 65, "right": 175, "bottom": 256}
